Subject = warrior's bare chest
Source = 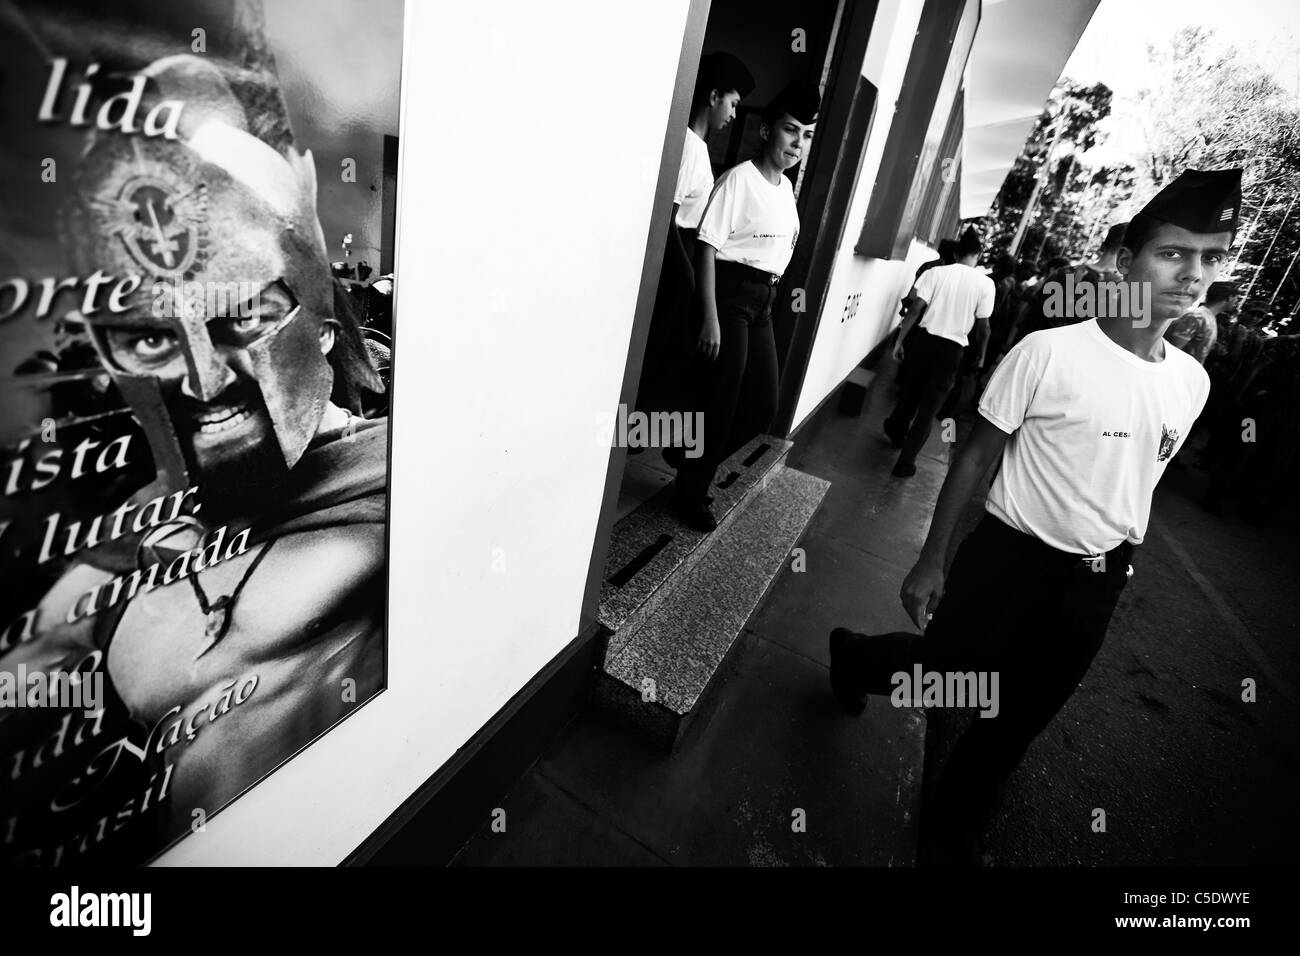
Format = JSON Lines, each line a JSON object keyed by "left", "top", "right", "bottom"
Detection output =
{"left": 105, "top": 527, "right": 382, "bottom": 716}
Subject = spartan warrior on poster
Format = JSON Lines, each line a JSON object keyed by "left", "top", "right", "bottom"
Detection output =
{"left": 0, "top": 0, "right": 400, "bottom": 864}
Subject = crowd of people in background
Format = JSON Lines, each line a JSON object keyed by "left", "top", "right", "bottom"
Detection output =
{"left": 900, "top": 221, "right": 1300, "bottom": 526}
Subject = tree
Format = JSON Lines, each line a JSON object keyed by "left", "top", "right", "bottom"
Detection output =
{"left": 1130, "top": 26, "right": 1300, "bottom": 327}
{"left": 980, "top": 80, "right": 1115, "bottom": 267}
{"left": 978, "top": 27, "right": 1300, "bottom": 328}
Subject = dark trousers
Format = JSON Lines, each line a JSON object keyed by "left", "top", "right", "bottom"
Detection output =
{"left": 886, "top": 327, "right": 965, "bottom": 465}
{"left": 636, "top": 227, "right": 698, "bottom": 417}
{"left": 838, "top": 515, "right": 1134, "bottom": 839}
{"left": 675, "top": 261, "right": 779, "bottom": 504}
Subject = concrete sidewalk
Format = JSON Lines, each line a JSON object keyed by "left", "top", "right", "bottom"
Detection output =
{"left": 450, "top": 361, "right": 964, "bottom": 866}
{"left": 447, "top": 352, "right": 1299, "bottom": 867}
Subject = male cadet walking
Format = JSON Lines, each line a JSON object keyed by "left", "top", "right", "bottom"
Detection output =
{"left": 829, "top": 168, "right": 1239, "bottom": 865}
{"left": 884, "top": 227, "right": 994, "bottom": 477}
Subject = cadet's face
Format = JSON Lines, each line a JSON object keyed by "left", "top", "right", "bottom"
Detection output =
{"left": 1119, "top": 223, "right": 1233, "bottom": 322}
{"left": 708, "top": 90, "right": 742, "bottom": 132}
{"left": 764, "top": 113, "right": 814, "bottom": 169}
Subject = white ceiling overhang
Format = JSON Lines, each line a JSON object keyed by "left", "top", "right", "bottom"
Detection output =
{"left": 961, "top": 0, "right": 1102, "bottom": 219}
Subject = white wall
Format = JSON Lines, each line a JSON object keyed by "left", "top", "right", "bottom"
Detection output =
{"left": 791, "top": 0, "right": 935, "bottom": 430}
{"left": 157, "top": 0, "right": 693, "bottom": 865}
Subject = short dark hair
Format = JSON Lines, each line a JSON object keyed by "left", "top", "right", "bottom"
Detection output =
{"left": 1124, "top": 213, "right": 1235, "bottom": 256}
{"left": 760, "top": 102, "right": 790, "bottom": 128}
{"left": 691, "top": 82, "right": 738, "bottom": 120}
{"left": 760, "top": 79, "right": 820, "bottom": 129}
{"left": 1121, "top": 214, "right": 1161, "bottom": 256}
{"left": 691, "top": 52, "right": 755, "bottom": 118}
{"left": 760, "top": 99, "right": 815, "bottom": 129}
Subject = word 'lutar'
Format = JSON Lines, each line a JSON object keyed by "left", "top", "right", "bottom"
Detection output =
{"left": 37, "top": 487, "right": 198, "bottom": 566}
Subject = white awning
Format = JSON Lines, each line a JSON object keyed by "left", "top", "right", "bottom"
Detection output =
{"left": 961, "top": 0, "right": 1101, "bottom": 219}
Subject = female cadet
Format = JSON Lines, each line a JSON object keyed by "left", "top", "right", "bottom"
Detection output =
{"left": 670, "top": 80, "right": 820, "bottom": 531}
{"left": 636, "top": 52, "right": 754, "bottom": 423}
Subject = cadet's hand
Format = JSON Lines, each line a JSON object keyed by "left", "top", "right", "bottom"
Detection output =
{"left": 900, "top": 557, "right": 944, "bottom": 632}
{"left": 892, "top": 340, "right": 905, "bottom": 364}
{"left": 698, "top": 317, "right": 721, "bottom": 361}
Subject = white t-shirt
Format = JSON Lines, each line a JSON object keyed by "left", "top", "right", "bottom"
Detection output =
{"left": 979, "top": 319, "right": 1210, "bottom": 555}
{"left": 675, "top": 128, "right": 714, "bottom": 229}
{"left": 696, "top": 160, "right": 799, "bottom": 277}
{"left": 914, "top": 262, "right": 995, "bottom": 347}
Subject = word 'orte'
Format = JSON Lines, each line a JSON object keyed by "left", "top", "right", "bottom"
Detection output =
{"left": 0, "top": 272, "right": 144, "bottom": 326}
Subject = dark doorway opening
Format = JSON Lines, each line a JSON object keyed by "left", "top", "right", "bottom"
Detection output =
{"left": 612, "top": 0, "right": 859, "bottom": 523}
{"left": 581, "top": 0, "right": 879, "bottom": 629}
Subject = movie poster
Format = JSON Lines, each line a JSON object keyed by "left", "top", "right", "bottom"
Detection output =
{"left": 0, "top": 0, "right": 402, "bottom": 864}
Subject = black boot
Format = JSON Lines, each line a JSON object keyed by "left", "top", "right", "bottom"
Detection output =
{"left": 671, "top": 493, "right": 716, "bottom": 532}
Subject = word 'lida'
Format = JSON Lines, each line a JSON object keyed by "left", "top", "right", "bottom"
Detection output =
{"left": 38, "top": 59, "right": 184, "bottom": 140}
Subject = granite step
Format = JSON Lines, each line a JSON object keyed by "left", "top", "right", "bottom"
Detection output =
{"left": 598, "top": 435, "right": 792, "bottom": 662}
{"left": 596, "top": 466, "right": 831, "bottom": 750}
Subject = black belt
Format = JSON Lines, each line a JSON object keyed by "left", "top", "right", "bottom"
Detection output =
{"left": 715, "top": 258, "right": 781, "bottom": 286}
{"left": 983, "top": 515, "right": 1135, "bottom": 576}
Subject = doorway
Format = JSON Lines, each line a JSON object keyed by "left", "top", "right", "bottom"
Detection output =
{"left": 616, "top": 0, "right": 849, "bottom": 520}
{"left": 580, "top": 0, "right": 879, "bottom": 631}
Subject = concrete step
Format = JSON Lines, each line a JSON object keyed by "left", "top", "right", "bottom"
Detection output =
{"left": 598, "top": 435, "right": 792, "bottom": 662}
{"left": 596, "top": 465, "right": 831, "bottom": 750}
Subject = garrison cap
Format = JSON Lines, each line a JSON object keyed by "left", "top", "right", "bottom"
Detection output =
{"left": 1133, "top": 168, "right": 1243, "bottom": 235}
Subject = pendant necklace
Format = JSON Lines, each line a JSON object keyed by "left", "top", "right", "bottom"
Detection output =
{"left": 188, "top": 539, "right": 276, "bottom": 660}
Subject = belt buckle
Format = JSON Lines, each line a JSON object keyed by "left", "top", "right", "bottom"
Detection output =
{"left": 768, "top": 273, "right": 779, "bottom": 286}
